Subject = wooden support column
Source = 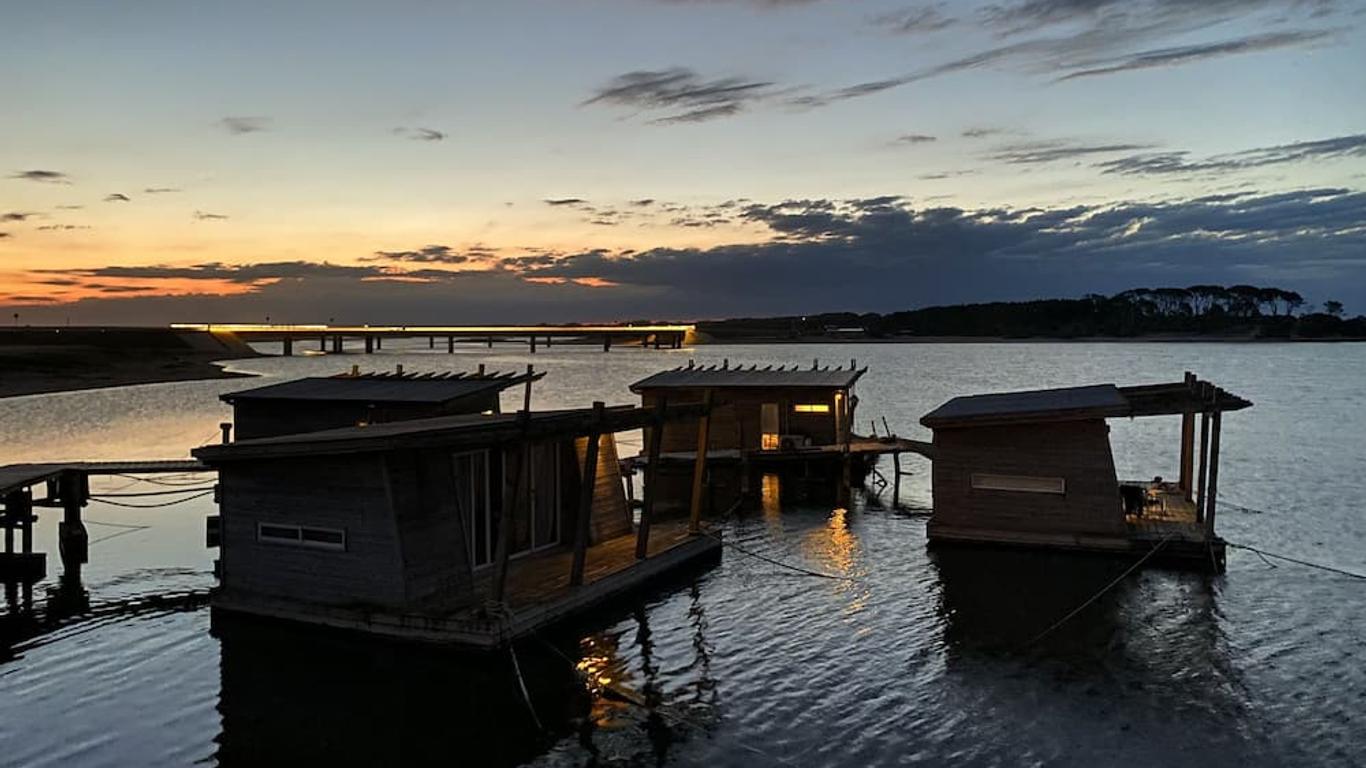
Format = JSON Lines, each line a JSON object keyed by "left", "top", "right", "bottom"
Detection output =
{"left": 688, "top": 390, "right": 714, "bottom": 534}
{"left": 1195, "top": 411, "right": 1211, "bottom": 522}
{"left": 522, "top": 364, "right": 534, "bottom": 413}
{"left": 636, "top": 396, "right": 667, "bottom": 559}
{"left": 3, "top": 495, "right": 13, "bottom": 554}
{"left": 892, "top": 451, "right": 902, "bottom": 508}
{"left": 570, "top": 402, "right": 606, "bottom": 587}
{"left": 491, "top": 437, "right": 531, "bottom": 605}
{"left": 1178, "top": 372, "right": 1196, "bottom": 499}
{"left": 58, "top": 471, "right": 88, "bottom": 567}
{"left": 1205, "top": 407, "right": 1223, "bottom": 537}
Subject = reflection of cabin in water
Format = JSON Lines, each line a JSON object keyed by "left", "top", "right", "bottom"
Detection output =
{"left": 193, "top": 401, "right": 720, "bottom": 647}
{"left": 221, "top": 367, "right": 542, "bottom": 440}
{"left": 919, "top": 373, "right": 1250, "bottom": 571}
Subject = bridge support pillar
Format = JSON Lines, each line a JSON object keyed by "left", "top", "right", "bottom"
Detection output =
{"left": 487, "top": 337, "right": 494, "bottom": 349}
{"left": 603, "top": 335, "right": 611, "bottom": 353}
{"left": 365, "top": 335, "right": 374, "bottom": 354}
{"left": 530, "top": 336, "right": 537, "bottom": 354}
{"left": 282, "top": 336, "right": 293, "bottom": 356}
{"left": 319, "top": 335, "right": 327, "bottom": 352}
{"left": 332, "top": 335, "right": 343, "bottom": 353}
{"left": 375, "top": 336, "right": 382, "bottom": 350}
{"left": 447, "top": 335, "right": 454, "bottom": 353}
{"left": 429, "top": 336, "right": 435, "bottom": 349}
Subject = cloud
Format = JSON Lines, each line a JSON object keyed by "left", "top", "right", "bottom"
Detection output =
{"left": 894, "top": 133, "right": 938, "bottom": 145}
{"left": 870, "top": 5, "right": 957, "bottom": 34}
{"left": 56, "top": 204, "right": 83, "bottom": 210}
{"left": 1099, "top": 133, "right": 1366, "bottom": 176}
{"left": 40, "top": 261, "right": 399, "bottom": 284}
{"left": 218, "top": 116, "right": 270, "bottom": 135}
{"left": 368, "top": 244, "right": 475, "bottom": 264}
{"left": 395, "top": 126, "right": 446, "bottom": 141}
{"left": 986, "top": 139, "right": 1154, "bottom": 164}
{"left": 10, "top": 170, "right": 70, "bottom": 184}
{"left": 544, "top": 197, "right": 588, "bottom": 206}
{"left": 981, "top": 0, "right": 1339, "bottom": 36}
{"left": 144, "top": 187, "right": 180, "bottom": 194}
{"left": 0, "top": 232, "right": 10, "bottom": 239}
{"left": 2, "top": 212, "right": 37, "bottom": 222}
{"left": 584, "top": 67, "right": 775, "bottom": 123}
{"left": 36, "top": 224, "right": 92, "bottom": 231}
{"left": 104, "top": 193, "right": 131, "bottom": 202}
{"left": 193, "top": 210, "right": 229, "bottom": 220}
{"left": 631, "top": 198, "right": 657, "bottom": 207}
{"left": 1057, "top": 29, "right": 1336, "bottom": 80}
{"left": 962, "top": 127, "right": 1006, "bottom": 138}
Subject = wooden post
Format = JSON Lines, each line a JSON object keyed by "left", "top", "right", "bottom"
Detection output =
{"left": 636, "top": 396, "right": 666, "bottom": 559}
{"left": 1205, "top": 407, "right": 1222, "bottom": 537}
{"left": 58, "top": 471, "right": 88, "bottom": 567}
{"left": 570, "top": 402, "right": 606, "bottom": 586}
{"left": 3, "top": 494, "right": 14, "bottom": 555}
{"left": 1178, "top": 372, "right": 1196, "bottom": 499}
{"left": 688, "top": 390, "right": 714, "bottom": 534}
{"left": 491, "top": 440, "right": 530, "bottom": 605}
{"left": 892, "top": 451, "right": 902, "bottom": 508}
{"left": 220, "top": 422, "right": 233, "bottom": 444}
{"left": 1195, "top": 411, "right": 1211, "bottom": 522}
{"left": 522, "top": 364, "right": 534, "bottom": 413}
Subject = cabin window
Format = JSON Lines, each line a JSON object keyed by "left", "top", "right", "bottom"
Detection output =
{"left": 761, "top": 403, "right": 780, "bottom": 450}
{"left": 793, "top": 403, "right": 831, "bottom": 413}
{"left": 453, "top": 450, "right": 492, "bottom": 568}
{"left": 257, "top": 522, "right": 347, "bottom": 551}
{"left": 970, "top": 473, "right": 1066, "bottom": 495}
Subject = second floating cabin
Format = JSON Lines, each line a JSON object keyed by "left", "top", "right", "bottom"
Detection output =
{"left": 920, "top": 373, "right": 1250, "bottom": 570}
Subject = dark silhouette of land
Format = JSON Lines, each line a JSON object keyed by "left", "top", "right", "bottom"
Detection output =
{"left": 698, "top": 285, "right": 1366, "bottom": 342}
{"left": 0, "top": 327, "right": 258, "bottom": 398}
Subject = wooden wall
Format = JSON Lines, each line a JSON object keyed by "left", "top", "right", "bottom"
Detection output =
{"left": 219, "top": 454, "right": 409, "bottom": 607}
{"left": 930, "top": 420, "right": 1123, "bottom": 536}
{"left": 574, "top": 434, "right": 633, "bottom": 542}
{"left": 640, "top": 387, "right": 846, "bottom": 453}
{"left": 386, "top": 450, "right": 475, "bottom": 609}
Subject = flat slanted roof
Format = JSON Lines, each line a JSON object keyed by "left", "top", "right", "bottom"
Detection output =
{"left": 220, "top": 369, "right": 542, "bottom": 405}
{"left": 194, "top": 402, "right": 708, "bottom": 463}
{"left": 630, "top": 362, "right": 865, "bottom": 392}
{"left": 921, "top": 377, "right": 1251, "bottom": 429}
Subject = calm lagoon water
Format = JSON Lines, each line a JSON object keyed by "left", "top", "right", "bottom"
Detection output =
{"left": 0, "top": 342, "right": 1363, "bottom": 766}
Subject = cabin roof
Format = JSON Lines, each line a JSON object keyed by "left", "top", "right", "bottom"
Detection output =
{"left": 194, "top": 402, "right": 708, "bottom": 463}
{"left": 920, "top": 376, "right": 1251, "bottom": 429}
{"left": 219, "top": 369, "right": 542, "bottom": 406}
{"left": 630, "top": 362, "right": 865, "bottom": 392}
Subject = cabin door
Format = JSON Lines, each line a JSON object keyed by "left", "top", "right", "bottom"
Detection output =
{"left": 453, "top": 450, "right": 492, "bottom": 568}
{"left": 499, "top": 442, "right": 563, "bottom": 558}
{"left": 761, "top": 403, "right": 780, "bottom": 450}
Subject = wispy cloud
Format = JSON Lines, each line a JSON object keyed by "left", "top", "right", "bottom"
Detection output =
{"left": 193, "top": 210, "right": 229, "bottom": 220}
{"left": 143, "top": 187, "right": 180, "bottom": 194}
{"left": 584, "top": 67, "right": 776, "bottom": 123}
{"left": 218, "top": 116, "right": 270, "bottom": 135}
{"left": 1057, "top": 29, "right": 1336, "bottom": 80}
{"left": 893, "top": 133, "right": 938, "bottom": 145}
{"left": 544, "top": 197, "right": 588, "bottom": 207}
{"left": 1099, "top": 133, "right": 1366, "bottom": 175}
{"left": 368, "top": 244, "right": 485, "bottom": 264}
{"left": 10, "top": 170, "right": 70, "bottom": 184}
{"left": 2, "top": 212, "right": 37, "bottom": 222}
{"left": 37, "top": 224, "right": 92, "bottom": 231}
{"left": 963, "top": 127, "right": 1006, "bottom": 139}
{"left": 394, "top": 126, "right": 446, "bottom": 141}
{"left": 104, "top": 193, "right": 131, "bottom": 202}
{"left": 987, "top": 139, "right": 1155, "bottom": 164}
{"left": 870, "top": 4, "right": 957, "bottom": 35}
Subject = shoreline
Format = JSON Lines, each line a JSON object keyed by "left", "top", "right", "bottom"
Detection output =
{"left": 697, "top": 334, "right": 1366, "bottom": 344}
{"left": 0, "top": 328, "right": 262, "bottom": 399}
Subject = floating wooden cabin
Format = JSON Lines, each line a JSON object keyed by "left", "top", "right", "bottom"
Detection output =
{"left": 192, "top": 402, "right": 720, "bottom": 647}
{"left": 221, "top": 367, "right": 542, "bottom": 440}
{"left": 919, "top": 373, "right": 1250, "bottom": 570}
{"left": 628, "top": 361, "right": 931, "bottom": 514}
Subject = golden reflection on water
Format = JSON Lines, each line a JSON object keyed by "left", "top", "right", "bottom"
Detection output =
{"left": 800, "top": 506, "right": 870, "bottom": 618}
{"left": 760, "top": 473, "right": 782, "bottom": 532}
{"left": 576, "top": 634, "right": 635, "bottom": 727}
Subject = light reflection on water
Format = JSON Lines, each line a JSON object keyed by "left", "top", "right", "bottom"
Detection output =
{"left": 0, "top": 341, "right": 1364, "bottom": 766}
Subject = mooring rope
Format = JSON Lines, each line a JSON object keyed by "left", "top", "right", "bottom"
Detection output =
{"left": 88, "top": 489, "right": 214, "bottom": 508}
{"left": 1028, "top": 533, "right": 1175, "bottom": 646}
{"left": 1226, "top": 542, "right": 1366, "bottom": 580}
{"left": 111, "top": 472, "right": 213, "bottom": 487}
{"left": 90, "top": 486, "right": 215, "bottom": 498}
{"left": 701, "top": 530, "right": 857, "bottom": 582}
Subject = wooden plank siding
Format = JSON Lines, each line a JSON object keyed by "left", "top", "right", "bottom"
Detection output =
{"left": 641, "top": 387, "right": 845, "bottom": 454}
{"left": 929, "top": 420, "right": 1124, "bottom": 537}
{"left": 574, "top": 433, "right": 633, "bottom": 543}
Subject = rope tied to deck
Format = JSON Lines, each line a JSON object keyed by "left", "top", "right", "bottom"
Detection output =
{"left": 1226, "top": 542, "right": 1366, "bottom": 580}
{"left": 89, "top": 489, "right": 214, "bottom": 508}
{"left": 1028, "top": 533, "right": 1175, "bottom": 646}
{"left": 701, "top": 530, "right": 857, "bottom": 582}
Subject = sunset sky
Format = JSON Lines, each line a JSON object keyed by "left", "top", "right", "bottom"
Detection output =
{"left": 3, "top": 0, "right": 1365, "bottom": 323}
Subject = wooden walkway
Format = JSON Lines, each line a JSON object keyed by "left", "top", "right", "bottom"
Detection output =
{"left": 1125, "top": 482, "right": 1206, "bottom": 541}
{"left": 0, "top": 460, "right": 208, "bottom": 496}
{"left": 628, "top": 435, "right": 935, "bottom": 468}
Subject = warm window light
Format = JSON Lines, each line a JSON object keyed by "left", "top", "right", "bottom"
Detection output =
{"left": 761, "top": 434, "right": 780, "bottom": 450}
{"left": 793, "top": 403, "right": 831, "bottom": 413}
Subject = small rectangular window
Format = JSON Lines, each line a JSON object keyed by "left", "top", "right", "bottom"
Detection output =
{"left": 793, "top": 403, "right": 831, "bottom": 413}
{"left": 971, "top": 473, "right": 1066, "bottom": 495}
{"left": 257, "top": 522, "right": 346, "bottom": 551}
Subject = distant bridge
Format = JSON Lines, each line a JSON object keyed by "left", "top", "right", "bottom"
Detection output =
{"left": 171, "top": 323, "right": 696, "bottom": 355}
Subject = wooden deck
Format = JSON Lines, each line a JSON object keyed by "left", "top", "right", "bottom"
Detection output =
{"left": 630, "top": 435, "right": 935, "bottom": 467}
{"left": 212, "top": 519, "right": 721, "bottom": 649}
{"left": 1123, "top": 481, "right": 1207, "bottom": 542}
{"left": 0, "top": 460, "right": 208, "bottom": 496}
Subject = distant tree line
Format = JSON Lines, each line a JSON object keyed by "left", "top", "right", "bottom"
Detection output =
{"left": 698, "top": 285, "right": 1364, "bottom": 340}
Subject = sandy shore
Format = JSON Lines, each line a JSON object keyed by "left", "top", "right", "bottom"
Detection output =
{"left": 0, "top": 328, "right": 261, "bottom": 398}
